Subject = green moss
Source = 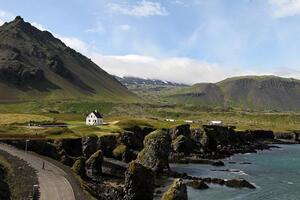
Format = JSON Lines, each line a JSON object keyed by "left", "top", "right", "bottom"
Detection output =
{"left": 72, "top": 158, "right": 86, "bottom": 177}
{"left": 112, "top": 144, "right": 127, "bottom": 159}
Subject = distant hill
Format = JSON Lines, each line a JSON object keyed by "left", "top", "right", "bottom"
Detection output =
{"left": 0, "top": 16, "right": 137, "bottom": 102}
{"left": 165, "top": 76, "right": 300, "bottom": 111}
{"left": 115, "top": 76, "right": 188, "bottom": 87}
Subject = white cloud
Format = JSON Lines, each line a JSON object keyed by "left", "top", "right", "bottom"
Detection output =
{"left": 89, "top": 53, "right": 238, "bottom": 84}
{"left": 0, "top": 10, "right": 14, "bottom": 25}
{"left": 86, "top": 22, "right": 105, "bottom": 33}
{"left": 31, "top": 22, "right": 46, "bottom": 31}
{"left": 119, "top": 24, "right": 131, "bottom": 31}
{"left": 269, "top": 0, "right": 300, "bottom": 18}
{"left": 108, "top": 1, "right": 168, "bottom": 17}
{"left": 58, "top": 36, "right": 89, "bottom": 54}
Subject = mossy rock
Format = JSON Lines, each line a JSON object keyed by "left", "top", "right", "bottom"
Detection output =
{"left": 85, "top": 150, "right": 103, "bottom": 179}
{"left": 72, "top": 157, "right": 86, "bottom": 178}
{"left": 161, "top": 178, "right": 187, "bottom": 200}
{"left": 112, "top": 144, "right": 128, "bottom": 160}
{"left": 171, "top": 135, "right": 194, "bottom": 154}
{"left": 124, "top": 161, "right": 154, "bottom": 200}
{"left": 137, "top": 130, "right": 171, "bottom": 172}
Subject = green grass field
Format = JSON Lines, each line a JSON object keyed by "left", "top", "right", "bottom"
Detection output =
{"left": 0, "top": 101, "right": 299, "bottom": 139}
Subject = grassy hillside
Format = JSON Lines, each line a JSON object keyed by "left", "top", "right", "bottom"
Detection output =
{"left": 0, "top": 16, "right": 137, "bottom": 102}
{"left": 164, "top": 75, "right": 300, "bottom": 111}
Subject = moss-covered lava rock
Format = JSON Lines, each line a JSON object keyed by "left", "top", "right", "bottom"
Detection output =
{"left": 161, "top": 178, "right": 187, "bottom": 200}
{"left": 136, "top": 129, "right": 171, "bottom": 172}
{"left": 124, "top": 161, "right": 155, "bottom": 200}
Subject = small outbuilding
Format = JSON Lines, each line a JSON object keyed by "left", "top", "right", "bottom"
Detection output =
{"left": 86, "top": 110, "right": 103, "bottom": 126}
{"left": 209, "top": 120, "right": 223, "bottom": 126}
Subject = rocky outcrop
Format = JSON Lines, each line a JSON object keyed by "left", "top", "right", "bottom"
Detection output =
{"left": 225, "top": 179, "right": 256, "bottom": 189}
{"left": 113, "top": 144, "right": 128, "bottom": 160}
{"left": 72, "top": 157, "right": 86, "bottom": 178}
{"left": 118, "top": 131, "right": 144, "bottom": 151}
{"left": 171, "top": 135, "right": 194, "bottom": 155}
{"left": 241, "top": 130, "right": 274, "bottom": 141}
{"left": 55, "top": 138, "right": 82, "bottom": 157}
{"left": 161, "top": 178, "right": 187, "bottom": 200}
{"left": 97, "top": 135, "right": 117, "bottom": 157}
{"left": 137, "top": 130, "right": 171, "bottom": 172}
{"left": 85, "top": 150, "right": 103, "bottom": 180}
{"left": 169, "top": 124, "right": 191, "bottom": 140}
{"left": 124, "top": 161, "right": 155, "bottom": 200}
{"left": 186, "top": 180, "right": 209, "bottom": 190}
{"left": 82, "top": 135, "right": 98, "bottom": 158}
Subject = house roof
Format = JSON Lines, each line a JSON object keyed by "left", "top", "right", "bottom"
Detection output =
{"left": 90, "top": 110, "right": 103, "bottom": 118}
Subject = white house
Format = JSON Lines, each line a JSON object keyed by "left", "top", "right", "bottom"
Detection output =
{"left": 86, "top": 110, "right": 103, "bottom": 126}
{"left": 209, "top": 120, "right": 223, "bottom": 126}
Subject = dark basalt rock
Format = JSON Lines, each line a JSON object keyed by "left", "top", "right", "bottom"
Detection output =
{"left": 85, "top": 150, "right": 103, "bottom": 180}
{"left": 241, "top": 130, "right": 274, "bottom": 141}
{"left": 124, "top": 161, "right": 155, "bottom": 200}
{"left": 0, "top": 61, "right": 44, "bottom": 84}
{"left": 136, "top": 130, "right": 171, "bottom": 172}
{"left": 171, "top": 135, "right": 194, "bottom": 155}
{"left": 170, "top": 124, "right": 191, "bottom": 140}
{"left": 161, "top": 178, "right": 187, "bottom": 200}
{"left": 55, "top": 138, "right": 82, "bottom": 157}
{"left": 212, "top": 160, "right": 225, "bottom": 166}
{"left": 97, "top": 135, "right": 117, "bottom": 157}
{"left": 112, "top": 144, "right": 128, "bottom": 160}
{"left": 118, "top": 131, "right": 144, "bottom": 151}
{"left": 186, "top": 180, "right": 209, "bottom": 190}
{"left": 82, "top": 135, "right": 98, "bottom": 158}
{"left": 225, "top": 179, "right": 256, "bottom": 189}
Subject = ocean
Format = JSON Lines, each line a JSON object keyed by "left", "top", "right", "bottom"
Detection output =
{"left": 171, "top": 144, "right": 300, "bottom": 200}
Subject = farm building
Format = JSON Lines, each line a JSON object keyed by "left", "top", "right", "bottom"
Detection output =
{"left": 86, "top": 110, "right": 103, "bottom": 126}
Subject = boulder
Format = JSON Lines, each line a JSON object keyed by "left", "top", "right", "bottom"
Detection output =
{"left": 97, "top": 135, "right": 117, "bottom": 156}
{"left": 171, "top": 135, "right": 194, "bottom": 155}
{"left": 225, "top": 179, "right": 256, "bottom": 189}
{"left": 136, "top": 130, "right": 171, "bottom": 172}
{"left": 169, "top": 124, "right": 191, "bottom": 140}
{"left": 122, "top": 149, "right": 138, "bottom": 163}
{"left": 186, "top": 180, "right": 209, "bottom": 190}
{"left": 60, "top": 153, "right": 75, "bottom": 167}
{"left": 112, "top": 144, "right": 128, "bottom": 160}
{"left": 82, "top": 135, "right": 98, "bottom": 158}
{"left": 118, "top": 131, "right": 144, "bottom": 151}
{"left": 54, "top": 138, "right": 82, "bottom": 157}
{"left": 242, "top": 130, "right": 274, "bottom": 141}
{"left": 72, "top": 157, "right": 86, "bottom": 178}
{"left": 124, "top": 161, "right": 155, "bottom": 200}
{"left": 161, "top": 178, "right": 187, "bottom": 200}
{"left": 85, "top": 150, "right": 103, "bottom": 180}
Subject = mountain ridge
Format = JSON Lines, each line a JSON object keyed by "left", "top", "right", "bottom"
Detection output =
{"left": 0, "top": 16, "right": 137, "bottom": 102}
{"left": 165, "top": 75, "right": 300, "bottom": 111}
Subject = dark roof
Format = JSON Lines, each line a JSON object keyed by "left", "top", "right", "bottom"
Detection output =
{"left": 92, "top": 111, "right": 103, "bottom": 118}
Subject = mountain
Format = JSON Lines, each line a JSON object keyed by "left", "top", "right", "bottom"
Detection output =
{"left": 166, "top": 76, "right": 300, "bottom": 111}
{"left": 0, "top": 16, "right": 137, "bottom": 102}
{"left": 115, "top": 76, "right": 188, "bottom": 87}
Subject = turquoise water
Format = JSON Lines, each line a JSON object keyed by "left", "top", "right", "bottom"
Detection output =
{"left": 171, "top": 145, "right": 300, "bottom": 200}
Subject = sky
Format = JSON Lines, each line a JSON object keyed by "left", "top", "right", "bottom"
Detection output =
{"left": 1, "top": 0, "right": 300, "bottom": 84}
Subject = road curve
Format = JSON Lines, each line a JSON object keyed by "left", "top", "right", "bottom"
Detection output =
{"left": 0, "top": 143, "right": 75, "bottom": 200}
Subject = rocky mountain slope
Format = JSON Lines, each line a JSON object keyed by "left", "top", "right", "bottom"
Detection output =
{"left": 115, "top": 76, "right": 187, "bottom": 87}
{"left": 0, "top": 16, "right": 137, "bottom": 102}
{"left": 166, "top": 76, "right": 300, "bottom": 111}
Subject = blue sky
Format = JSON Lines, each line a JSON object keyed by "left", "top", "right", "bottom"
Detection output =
{"left": 1, "top": 0, "right": 300, "bottom": 84}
